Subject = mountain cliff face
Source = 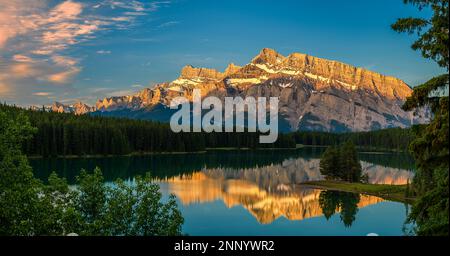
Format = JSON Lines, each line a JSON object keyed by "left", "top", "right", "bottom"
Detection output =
{"left": 50, "top": 48, "right": 429, "bottom": 132}
{"left": 51, "top": 101, "right": 95, "bottom": 115}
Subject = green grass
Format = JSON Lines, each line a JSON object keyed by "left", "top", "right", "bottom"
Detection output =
{"left": 301, "top": 180, "right": 415, "bottom": 204}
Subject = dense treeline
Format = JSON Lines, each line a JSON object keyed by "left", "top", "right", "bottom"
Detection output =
{"left": 0, "top": 104, "right": 417, "bottom": 157}
{"left": 0, "top": 104, "right": 295, "bottom": 157}
{"left": 293, "top": 127, "right": 415, "bottom": 152}
{"left": 0, "top": 108, "right": 183, "bottom": 236}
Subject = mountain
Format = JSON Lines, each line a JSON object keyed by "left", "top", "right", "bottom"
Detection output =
{"left": 51, "top": 101, "right": 95, "bottom": 115}
{"left": 49, "top": 48, "right": 429, "bottom": 132}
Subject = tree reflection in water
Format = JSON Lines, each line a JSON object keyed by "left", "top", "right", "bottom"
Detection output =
{"left": 319, "top": 191, "right": 361, "bottom": 227}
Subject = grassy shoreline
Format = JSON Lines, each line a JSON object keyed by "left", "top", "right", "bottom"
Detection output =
{"left": 301, "top": 180, "right": 416, "bottom": 204}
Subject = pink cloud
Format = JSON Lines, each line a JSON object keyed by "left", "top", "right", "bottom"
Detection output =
{"left": 1, "top": 1, "right": 108, "bottom": 54}
{"left": 33, "top": 92, "right": 53, "bottom": 96}
{"left": 47, "top": 66, "right": 81, "bottom": 84}
{"left": 47, "top": 55, "right": 81, "bottom": 83}
{"left": 47, "top": 0, "right": 83, "bottom": 23}
{"left": 52, "top": 55, "right": 78, "bottom": 67}
{"left": 0, "top": 0, "right": 172, "bottom": 105}
{"left": 0, "top": 0, "right": 43, "bottom": 47}
{"left": 10, "top": 63, "right": 39, "bottom": 78}
{"left": 38, "top": 2, "right": 101, "bottom": 55}
{"left": 12, "top": 54, "right": 35, "bottom": 63}
{"left": 0, "top": 77, "right": 10, "bottom": 95}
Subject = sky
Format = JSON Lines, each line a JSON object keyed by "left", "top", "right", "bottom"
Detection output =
{"left": 0, "top": 0, "right": 447, "bottom": 106}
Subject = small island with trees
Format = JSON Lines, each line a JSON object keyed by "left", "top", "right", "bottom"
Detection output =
{"left": 302, "top": 141, "right": 416, "bottom": 204}
{"left": 319, "top": 141, "right": 365, "bottom": 183}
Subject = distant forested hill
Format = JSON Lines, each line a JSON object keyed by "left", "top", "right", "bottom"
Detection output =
{"left": 1, "top": 104, "right": 416, "bottom": 157}
{"left": 1, "top": 104, "right": 295, "bottom": 157}
{"left": 293, "top": 128, "right": 416, "bottom": 152}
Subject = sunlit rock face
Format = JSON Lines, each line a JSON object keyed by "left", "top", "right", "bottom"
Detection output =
{"left": 157, "top": 157, "right": 411, "bottom": 224}
{"left": 51, "top": 101, "right": 94, "bottom": 115}
{"left": 51, "top": 101, "right": 72, "bottom": 113}
{"left": 49, "top": 48, "right": 429, "bottom": 132}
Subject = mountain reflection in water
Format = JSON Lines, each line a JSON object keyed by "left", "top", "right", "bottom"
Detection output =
{"left": 30, "top": 149, "right": 414, "bottom": 230}
{"left": 156, "top": 157, "right": 412, "bottom": 224}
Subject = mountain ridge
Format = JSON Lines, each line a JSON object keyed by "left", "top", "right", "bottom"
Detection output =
{"left": 48, "top": 48, "right": 428, "bottom": 132}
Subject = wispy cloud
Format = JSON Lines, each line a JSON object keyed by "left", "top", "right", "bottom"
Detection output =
{"left": 0, "top": 0, "right": 172, "bottom": 105}
{"left": 0, "top": 0, "right": 46, "bottom": 48}
{"left": 158, "top": 21, "right": 179, "bottom": 28}
{"left": 130, "top": 37, "right": 160, "bottom": 42}
{"left": 107, "top": 89, "right": 138, "bottom": 97}
{"left": 33, "top": 92, "right": 53, "bottom": 96}
{"left": 96, "top": 50, "right": 112, "bottom": 54}
{"left": 47, "top": 67, "right": 81, "bottom": 84}
{"left": 148, "top": 1, "right": 172, "bottom": 11}
{"left": 12, "top": 54, "right": 35, "bottom": 63}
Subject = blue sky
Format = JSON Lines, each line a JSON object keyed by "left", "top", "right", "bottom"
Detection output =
{"left": 0, "top": 0, "right": 446, "bottom": 106}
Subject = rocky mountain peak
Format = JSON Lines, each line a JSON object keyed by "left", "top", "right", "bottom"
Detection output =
{"left": 180, "top": 65, "right": 224, "bottom": 80}
{"left": 51, "top": 102, "right": 67, "bottom": 113}
{"left": 51, "top": 101, "right": 93, "bottom": 115}
{"left": 47, "top": 48, "right": 428, "bottom": 132}
{"left": 72, "top": 101, "right": 95, "bottom": 115}
{"left": 246, "top": 48, "right": 412, "bottom": 101}
{"left": 252, "top": 48, "right": 286, "bottom": 65}
{"left": 73, "top": 101, "right": 88, "bottom": 108}
{"left": 224, "top": 63, "right": 242, "bottom": 76}
{"left": 52, "top": 101, "right": 64, "bottom": 108}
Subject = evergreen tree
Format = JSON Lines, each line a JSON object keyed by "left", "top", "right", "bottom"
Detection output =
{"left": 0, "top": 104, "right": 297, "bottom": 157}
{"left": 339, "top": 141, "right": 362, "bottom": 182}
{"left": 320, "top": 146, "right": 340, "bottom": 180}
{"left": 319, "top": 141, "right": 362, "bottom": 182}
{"left": 392, "top": 0, "right": 449, "bottom": 236}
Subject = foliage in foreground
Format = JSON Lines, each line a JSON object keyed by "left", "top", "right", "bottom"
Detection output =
{"left": 0, "top": 110, "right": 183, "bottom": 236}
{"left": 393, "top": 0, "right": 449, "bottom": 236}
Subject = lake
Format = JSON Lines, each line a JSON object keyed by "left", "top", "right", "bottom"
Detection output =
{"left": 30, "top": 148, "right": 416, "bottom": 236}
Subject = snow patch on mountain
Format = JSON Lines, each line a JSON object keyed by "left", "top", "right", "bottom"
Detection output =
{"left": 226, "top": 78, "right": 265, "bottom": 86}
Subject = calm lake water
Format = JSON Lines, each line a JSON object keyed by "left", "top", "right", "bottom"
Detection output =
{"left": 30, "top": 148, "right": 416, "bottom": 236}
